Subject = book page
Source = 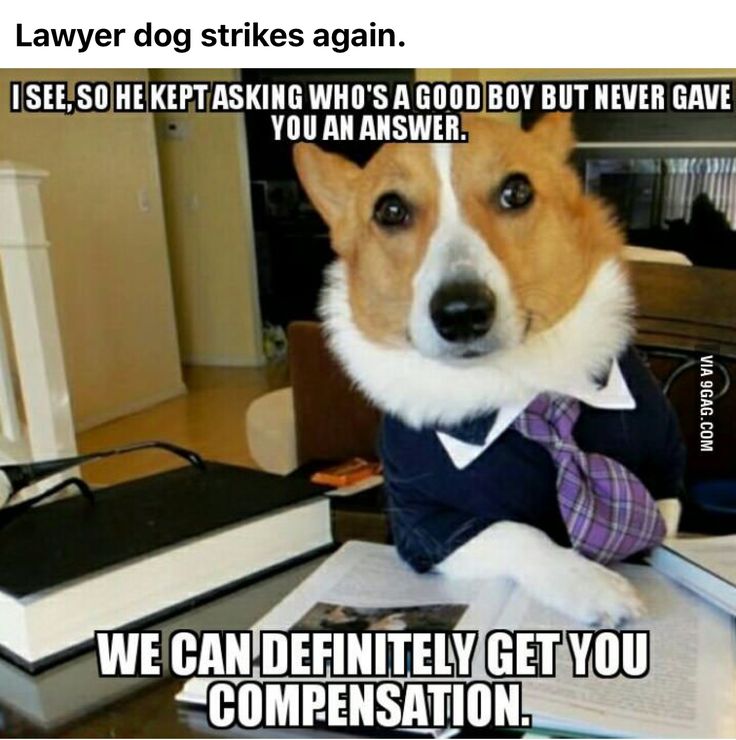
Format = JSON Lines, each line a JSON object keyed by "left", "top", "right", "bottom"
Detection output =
{"left": 667, "top": 535, "right": 736, "bottom": 583}
{"left": 496, "top": 564, "right": 736, "bottom": 738}
{"left": 178, "top": 541, "right": 512, "bottom": 706}
{"left": 179, "top": 543, "right": 735, "bottom": 738}
{"left": 251, "top": 540, "right": 514, "bottom": 638}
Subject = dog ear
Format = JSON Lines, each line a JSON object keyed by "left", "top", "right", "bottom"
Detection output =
{"left": 531, "top": 112, "right": 575, "bottom": 159}
{"left": 293, "top": 143, "right": 360, "bottom": 228}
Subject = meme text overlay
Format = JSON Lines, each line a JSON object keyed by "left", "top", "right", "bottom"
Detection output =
{"left": 8, "top": 80, "right": 735, "bottom": 144}
{"left": 96, "top": 628, "right": 649, "bottom": 731}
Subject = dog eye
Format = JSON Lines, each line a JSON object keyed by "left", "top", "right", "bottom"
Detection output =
{"left": 498, "top": 173, "right": 534, "bottom": 210}
{"left": 373, "top": 192, "right": 412, "bottom": 228}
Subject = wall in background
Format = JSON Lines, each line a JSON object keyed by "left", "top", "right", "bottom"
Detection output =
{"left": 152, "top": 69, "right": 264, "bottom": 367}
{"left": 0, "top": 69, "right": 185, "bottom": 431}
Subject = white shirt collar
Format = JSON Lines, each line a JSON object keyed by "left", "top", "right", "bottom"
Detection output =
{"left": 436, "top": 360, "right": 636, "bottom": 470}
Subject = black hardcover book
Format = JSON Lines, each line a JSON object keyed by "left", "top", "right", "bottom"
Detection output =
{"left": 0, "top": 463, "right": 333, "bottom": 672}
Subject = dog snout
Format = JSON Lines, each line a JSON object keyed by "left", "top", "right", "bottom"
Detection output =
{"left": 430, "top": 281, "right": 496, "bottom": 343}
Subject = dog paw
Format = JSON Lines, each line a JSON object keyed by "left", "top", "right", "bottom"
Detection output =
{"left": 525, "top": 550, "right": 645, "bottom": 626}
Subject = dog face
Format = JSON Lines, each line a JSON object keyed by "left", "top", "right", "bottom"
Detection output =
{"left": 294, "top": 114, "right": 632, "bottom": 427}
{"left": 295, "top": 114, "right": 623, "bottom": 361}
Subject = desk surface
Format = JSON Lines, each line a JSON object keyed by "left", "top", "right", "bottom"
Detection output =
{"left": 6, "top": 261, "right": 736, "bottom": 738}
{"left": 0, "top": 558, "right": 325, "bottom": 738}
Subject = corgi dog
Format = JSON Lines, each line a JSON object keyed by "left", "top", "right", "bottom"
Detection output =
{"left": 293, "top": 114, "right": 683, "bottom": 625}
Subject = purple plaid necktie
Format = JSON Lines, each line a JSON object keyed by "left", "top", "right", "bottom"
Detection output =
{"left": 512, "top": 393, "right": 666, "bottom": 563}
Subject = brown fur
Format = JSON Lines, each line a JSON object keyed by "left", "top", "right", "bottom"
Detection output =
{"left": 294, "top": 113, "right": 625, "bottom": 344}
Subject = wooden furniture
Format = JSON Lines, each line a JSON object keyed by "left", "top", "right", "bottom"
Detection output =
{"left": 0, "top": 164, "right": 77, "bottom": 472}
{"left": 631, "top": 262, "right": 736, "bottom": 359}
{"left": 631, "top": 262, "right": 736, "bottom": 488}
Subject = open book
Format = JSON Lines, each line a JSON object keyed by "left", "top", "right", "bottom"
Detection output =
{"left": 178, "top": 541, "right": 736, "bottom": 738}
{"left": 649, "top": 535, "right": 736, "bottom": 618}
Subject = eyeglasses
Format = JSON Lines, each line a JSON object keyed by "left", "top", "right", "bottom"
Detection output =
{"left": 0, "top": 440, "right": 205, "bottom": 528}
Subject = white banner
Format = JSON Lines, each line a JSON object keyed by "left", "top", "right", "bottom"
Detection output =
{"left": 1, "top": 0, "right": 735, "bottom": 69}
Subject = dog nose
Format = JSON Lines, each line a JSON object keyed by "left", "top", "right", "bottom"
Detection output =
{"left": 430, "top": 281, "right": 496, "bottom": 343}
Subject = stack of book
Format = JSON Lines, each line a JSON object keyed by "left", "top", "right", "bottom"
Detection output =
{"left": 0, "top": 462, "right": 333, "bottom": 673}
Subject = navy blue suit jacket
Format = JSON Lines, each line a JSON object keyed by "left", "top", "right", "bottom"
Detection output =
{"left": 380, "top": 348, "right": 686, "bottom": 573}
